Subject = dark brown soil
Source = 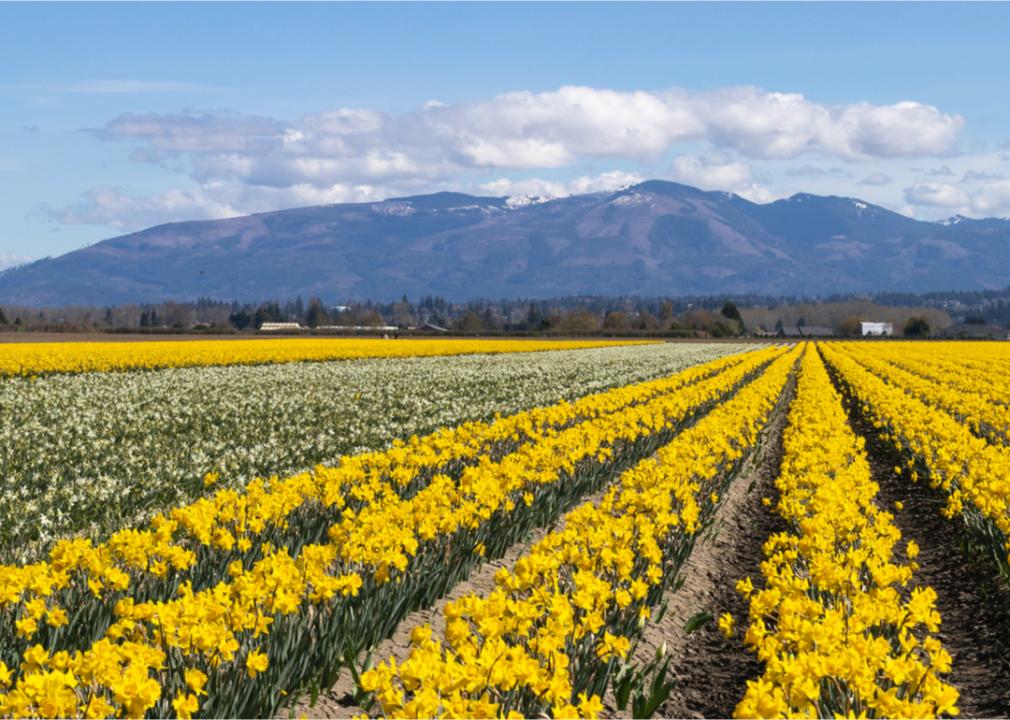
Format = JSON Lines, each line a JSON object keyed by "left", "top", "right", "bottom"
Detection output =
{"left": 638, "top": 375, "right": 794, "bottom": 719}
{"left": 842, "top": 401, "right": 1010, "bottom": 717}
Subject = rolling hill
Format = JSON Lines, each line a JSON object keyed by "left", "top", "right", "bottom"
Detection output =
{"left": 2, "top": 180, "right": 1009, "bottom": 306}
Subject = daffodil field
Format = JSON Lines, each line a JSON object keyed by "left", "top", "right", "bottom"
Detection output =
{"left": 0, "top": 341, "right": 737, "bottom": 559}
{"left": 2, "top": 337, "right": 1010, "bottom": 718}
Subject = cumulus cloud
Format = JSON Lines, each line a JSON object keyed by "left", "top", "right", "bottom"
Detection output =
{"left": 60, "top": 83, "right": 967, "bottom": 228}
{"left": 670, "top": 152, "right": 753, "bottom": 189}
{"left": 479, "top": 171, "right": 643, "bottom": 199}
{"left": 903, "top": 178, "right": 1010, "bottom": 218}
{"left": 969, "top": 179, "right": 1010, "bottom": 216}
{"left": 858, "top": 172, "right": 893, "bottom": 186}
{"left": 668, "top": 152, "right": 776, "bottom": 203}
{"left": 904, "top": 183, "right": 971, "bottom": 208}
{"left": 90, "top": 84, "right": 963, "bottom": 183}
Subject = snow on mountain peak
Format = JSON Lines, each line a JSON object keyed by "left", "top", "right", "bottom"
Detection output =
{"left": 505, "top": 194, "right": 551, "bottom": 209}
{"left": 371, "top": 201, "right": 415, "bottom": 216}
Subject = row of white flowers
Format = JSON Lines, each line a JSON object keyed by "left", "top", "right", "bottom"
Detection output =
{"left": 0, "top": 343, "right": 745, "bottom": 561}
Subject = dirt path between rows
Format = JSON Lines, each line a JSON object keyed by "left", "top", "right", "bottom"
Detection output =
{"left": 625, "top": 375, "right": 794, "bottom": 719}
{"left": 839, "top": 400, "right": 1010, "bottom": 717}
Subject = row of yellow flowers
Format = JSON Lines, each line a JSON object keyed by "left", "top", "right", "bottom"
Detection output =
{"left": 822, "top": 343, "right": 1010, "bottom": 572}
{"left": 0, "top": 348, "right": 784, "bottom": 718}
{"left": 839, "top": 344, "right": 1010, "bottom": 445}
{"left": 734, "top": 347, "right": 959, "bottom": 718}
{"left": 875, "top": 344, "right": 1010, "bottom": 417}
{"left": 0, "top": 348, "right": 758, "bottom": 656}
{"left": 0, "top": 337, "right": 650, "bottom": 376}
{"left": 357, "top": 345, "right": 800, "bottom": 718}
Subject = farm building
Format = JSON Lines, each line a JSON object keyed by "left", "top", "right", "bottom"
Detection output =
{"left": 778, "top": 325, "right": 834, "bottom": 338}
{"left": 259, "top": 322, "right": 304, "bottom": 332}
{"left": 860, "top": 321, "right": 893, "bottom": 337}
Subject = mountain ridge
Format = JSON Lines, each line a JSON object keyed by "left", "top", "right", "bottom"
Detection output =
{"left": 3, "top": 180, "right": 1010, "bottom": 306}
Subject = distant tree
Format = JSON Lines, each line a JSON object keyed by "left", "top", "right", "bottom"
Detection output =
{"left": 635, "top": 310, "right": 659, "bottom": 331}
{"left": 797, "top": 316, "right": 806, "bottom": 328}
{"left": 253, "top": 306, "right": 272, "bottom": 329}
{"left": 720, "top": 300, "right": 742, "bottom": 322}
{"left": 774, "top": 317, "right": 784, "bottom": 332}
{"left": 481, "top": 307, "right": 499, "bottom": 331}
{"left": 838, "top": 315, "right": 863, "bottom": 337}
{"left": 904, "top": 316, "right": 931, "bottom": 338}
{"left": 659, "top": 301, "right": 675, "bottom": 329}
{"left": 305, "top": 297, "right": 329, "bottom": 328}
{"left": 228, "top": 309, "right": 253, "bottom": 330}
{"left": 964, "top": 315, "right": 986, "bottom": 325}
{"left": 558, "top": 308, "right": 601, "bottom": 333}
{"left": 525, "top": 303, "right": 543, "bottom": 330}
{"left": 358, "top": 309, "right": 386, "bottom": 327}
{"left": 602, "top": 311, "right": 631, "bottom": 330}
{"left": 0, "top": 307, "right": 8, "bottom": 325}
{"left": 454, "top": 311, "right": 485, "bottom": 333}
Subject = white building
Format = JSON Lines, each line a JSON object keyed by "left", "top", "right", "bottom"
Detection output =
{"left": 861, "top": 321, "right": 893, "bottom": 337}
{"left": 259, "top": 322, "right": 304, "bottom": 332}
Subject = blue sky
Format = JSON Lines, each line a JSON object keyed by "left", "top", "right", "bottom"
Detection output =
{"left": 3, "top": 2, "right": 1010, "bottom": 266}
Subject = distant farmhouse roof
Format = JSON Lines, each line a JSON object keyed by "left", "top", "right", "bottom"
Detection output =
{"left": 941, "top": 322, "right": 1007, "bottom": 339}
{"left": 316, "top": 325, "right": 399, "bottom": 332}
{"left": 414, "top": 323, "right": 449, "bottom": 333}
{"left": 259, "top": 322, "right": 303, "bottom": 332}
{"left": 778, "top": 325, "right": 833, "bottom": 338}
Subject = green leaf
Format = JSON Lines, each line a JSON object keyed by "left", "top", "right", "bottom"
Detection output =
{"left": 684, "top": 611, "right": 713, "bottom": 633}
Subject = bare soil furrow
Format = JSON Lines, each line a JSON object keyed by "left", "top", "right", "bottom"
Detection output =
{"left": 641, "top": 375, "right": 794, "bottom": 719}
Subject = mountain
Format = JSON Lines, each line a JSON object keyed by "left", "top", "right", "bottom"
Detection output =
{"left": 3, "top": 180, "right": 1010, "bottom": 306}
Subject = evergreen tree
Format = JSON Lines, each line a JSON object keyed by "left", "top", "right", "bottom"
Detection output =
{"left": 720, "top": 300, "right": 742, "bottom": 322}
{"left": 306, "top": 297, "right": 329, "bottom": 328}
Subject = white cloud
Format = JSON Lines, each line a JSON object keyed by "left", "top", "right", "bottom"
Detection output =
{"left": 904, "top": 183, "right": 971, "bottom": 208}
{"left": 670, "top": 152, "right": 753, "bottom": 189}
{"left": 903, "top": 177, "right": 1010, "bottom": 218}
{"left": 690, "top": 89, "right": 962, "bottom": 160}
{"left": 53, "top": 182, "right": 388, "bottom": 231}
{"left": 0, "top": 253, "right": 32, "bottom": 271}
{"left": 969, "top": 179, "right": 1010, "bottom": 216}
{"left": 668, "top": 152, "right": 777, "bottom": 203}
{"left": 479, "top": 170, "right": 643, "bottom": 199}
{"left": 61, "top": 83, "right": 971, "bottom": 228}
{"left": 91, "top": 84, "right": 964, "bottom": 185}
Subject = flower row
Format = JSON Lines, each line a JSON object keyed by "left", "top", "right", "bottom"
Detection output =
{"left": 735, "top": 347, "right": 959, "bottom": 718}
{"left": 0, "top": 337, "right": 648, "bottom": 377}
